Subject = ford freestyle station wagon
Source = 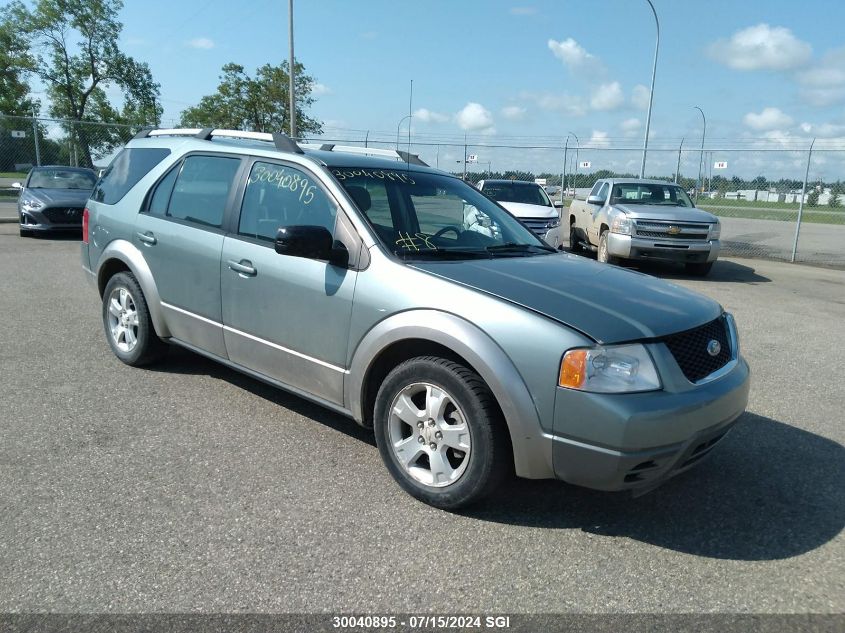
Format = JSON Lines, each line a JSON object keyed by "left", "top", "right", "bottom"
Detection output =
{"left": 81, "top": 128, "right": 750, "bottom": 509}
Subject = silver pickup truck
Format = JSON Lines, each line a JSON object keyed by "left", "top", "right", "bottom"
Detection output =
{"left": 568, "top": 178, "right": 721, "bottom": 276}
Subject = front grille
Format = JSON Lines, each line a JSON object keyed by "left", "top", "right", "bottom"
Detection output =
{"left": 663, "top": 316, "right": 732, "bottom": 383}
{"left": 43, "top": 206, "right": 84, "bottom": 223}
{"left": 520, "top": 217, "right": 554, "bottom": 236}
{"left": 634, "top": 220, "right": 709, "bottom": 241}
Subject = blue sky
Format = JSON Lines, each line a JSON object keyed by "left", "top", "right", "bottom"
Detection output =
{"left": 70, "top": 0, "right": 845, "bottom": 176}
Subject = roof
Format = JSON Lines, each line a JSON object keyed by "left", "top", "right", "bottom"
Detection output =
{"left": 29, "top": 165, "right": 96, "bottom": 172}
{"left": 481, "top": 179, "right": 543, "bottom": 186}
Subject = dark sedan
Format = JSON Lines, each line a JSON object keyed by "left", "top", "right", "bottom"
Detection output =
{"left": 15, "top": 166, "right": 97, "bottom": 237}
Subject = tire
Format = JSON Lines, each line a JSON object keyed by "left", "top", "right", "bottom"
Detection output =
{"left": 102, "top": 272, "right": 167, "bottom": 366}
{"left": 597, "top": 230, "right": 621, "bottom": 265}
{"left": 569, "top": 221, "right": 582, "bottom": 253}
{"left": 373, "top": 356, "right": 510, "bottom": 510}
{"left": 685, "top": 261, "right": 714, "bottom": 276}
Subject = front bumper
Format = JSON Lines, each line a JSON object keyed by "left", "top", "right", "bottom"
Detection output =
{"left": 607, "top": 233, "right": 720, "bottom": 263}
{"left": 549, "top": 356, "right": 750, "bottom": 491}
{"left": 19, "top": 207, "right": 84, "bottom": 232}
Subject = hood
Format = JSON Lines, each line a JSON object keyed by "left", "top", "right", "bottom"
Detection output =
{"left": 24, "top": 188, "right": 92, "bottom": 206}
{"left": 614, "top": 203, "right": 717, "bottom": 223}
{"left": 411, "top": 254, "right": 721, "bottom": 344}
{"left": 499, "top": 201, "right": 558, "bottom": 219}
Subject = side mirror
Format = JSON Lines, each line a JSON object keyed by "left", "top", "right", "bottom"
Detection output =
{"left": 11, "top": 182, "right": 22, "bottom": 190}
{"left": 553, "top": 200, "right": 563, "bottom": 208}
{"left": 275, "top": 225, "right": 348, "bottom": 266}
{"left": 587, "top": 195, "right": 604, "bottom": 205}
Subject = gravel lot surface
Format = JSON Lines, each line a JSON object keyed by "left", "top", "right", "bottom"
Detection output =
{"left": 0, "top": 224, "right": 842, "bottom": 614}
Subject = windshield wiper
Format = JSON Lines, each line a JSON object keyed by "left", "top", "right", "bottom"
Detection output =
{"left": 397, "top": 248, "right": 491, "bottom": 260}
{"left": 486, "top": 242, "right": 556, "bottom": 254}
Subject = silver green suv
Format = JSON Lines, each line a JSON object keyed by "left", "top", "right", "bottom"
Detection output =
{"left": 81, "top": 128, "right": 750, "bottom": 509}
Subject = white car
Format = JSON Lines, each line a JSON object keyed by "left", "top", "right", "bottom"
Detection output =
{"left": 476, "top": 179, "right": 562, "bottom": 248}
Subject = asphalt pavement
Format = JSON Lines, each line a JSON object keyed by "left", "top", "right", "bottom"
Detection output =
{"left": 0, "top": 224, "right": 842, "bottom": 614}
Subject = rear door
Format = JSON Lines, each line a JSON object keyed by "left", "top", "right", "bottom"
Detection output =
{"left": 220, "top": 159, "right": 361, "bottom": 406}
{"left": 134, "top": 153, "right": 244, "bottom": 357}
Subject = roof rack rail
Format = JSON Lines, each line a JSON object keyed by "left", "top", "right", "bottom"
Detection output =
{"left": 132, "top": 127, "right": 304, "bottom": 154}
{"left": 299, "top": 142, "right": 428, "bottom": 166}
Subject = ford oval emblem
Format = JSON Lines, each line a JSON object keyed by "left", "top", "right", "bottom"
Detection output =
{"left": 706, "top": 339, "right": 721, "bottom": 357}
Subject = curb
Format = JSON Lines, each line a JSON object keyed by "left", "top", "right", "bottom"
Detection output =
{"left": 0, "top": 218, "right": 19, "bottom": 224}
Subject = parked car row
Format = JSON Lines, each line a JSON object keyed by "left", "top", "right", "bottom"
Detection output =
{"left": 80, "top": 128, "right": 749, "bottom": 509}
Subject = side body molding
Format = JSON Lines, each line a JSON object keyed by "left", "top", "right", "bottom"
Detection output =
{"left": 346, "top": 310, "right": 554, "bottom": 479}
{"left": 95, "top": 239, "right": 172, "bottom": 339}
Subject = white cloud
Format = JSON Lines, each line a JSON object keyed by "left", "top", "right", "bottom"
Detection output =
{"left": 547, "top": 38, "right": 598, "bottom": 70}
{"left": 620, "top": 118, "right": 641, "bottom": 136}
{"left": 799, "top": 122, "right": 845, "bottom": 138}
{"left": 743, "top": 107, "right": 793, "bottom": 130}
{"left": 413, "top": 107, "right": 449, "bottom": 123}
{"left": 590, "top": 82, "right": 624, "bottom": 111}
{"left": 631, "top": 84, "right": 650, "bottom": 110}
{"left": 795, "top": 47, "right": 845, "bottom": 106}
{"left": 510, "top": 6, "right": 537, "bottom": 15}
{"left": 359, "top": 31, "right": 378, "bottom": 40}
{"left": 708, "top": 24, "right": 811, "bottom": 71}
{"left": 588, "top": 130, "right": 611, "bottom": 148}
{"left": 455, "top": 102, "right": 494, "bottom": 132}
{"left": 521, "top": 91, "right": 588, "bottom": 117}
{"left": 501, "top": 105, "right": 526, "bottom": 120}
{"left": 186, "top": 37, "right": 215, "bottom": 49}
{"left": 311, "top": 83, "right": 332, "bottom": 96}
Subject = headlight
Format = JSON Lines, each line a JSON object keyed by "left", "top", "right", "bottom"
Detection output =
{"left": 709, "top": 221, "right": 721, "bottom": 240}
{"left": 610, "top": 214, "right": 632, "bottom": 235}
{"left": 21, "top": 197, "right": 44, "bottom": 212}
{"left": 545, "top": 219, "right": 561, "bottom": 230}
{"left": 559, "top": 343, "right": 661, "bottom": 393}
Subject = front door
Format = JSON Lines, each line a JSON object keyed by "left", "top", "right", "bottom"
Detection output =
{"left": 134, "top": 153, "right": 243, "bottom": 357}
{"left": 220, "top": 159, "right": 358, "bottom": 406}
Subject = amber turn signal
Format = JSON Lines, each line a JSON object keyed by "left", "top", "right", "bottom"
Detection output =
{"left": 559, "top": 350, "right": 588, "bottom": 389}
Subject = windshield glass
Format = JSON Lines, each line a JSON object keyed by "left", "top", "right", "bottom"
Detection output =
{"left": 609, "top": 182, "right": 694, "bottom": 207}
{"left": 330, "top": 167, "right": 553, "bottom": 259}
{"left": 482, "top": 181, "right": 552, "bottom": 207}
{"left": 28, "top": 169, "right": 96, "bottom": 190}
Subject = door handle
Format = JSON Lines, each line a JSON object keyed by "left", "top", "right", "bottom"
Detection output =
{"left": 227, "top": 259, "right": 257, "bottom": 276}
{"left": 136, "top": 231, "right": 156, "bottom": 245}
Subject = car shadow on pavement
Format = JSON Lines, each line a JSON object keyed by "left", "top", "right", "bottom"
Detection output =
{"left": 635, "top": 258, "right": 772, "bottom": 283}
{"left": 466, "top": 412, "right": 844, "bottom": 561}
{"left": 152, "top": 345, "right": 376, "bottom": 447}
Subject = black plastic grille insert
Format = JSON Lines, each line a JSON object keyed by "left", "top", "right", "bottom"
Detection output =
{"left": 663, "top": 316, "right": 731, "bottom": 383}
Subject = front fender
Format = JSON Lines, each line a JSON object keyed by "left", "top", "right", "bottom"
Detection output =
{"left": 347, "top": 309, "right": 554, "bottom": 479}
{"left": 95, "top": 239, "right": 171, "bottom": 338}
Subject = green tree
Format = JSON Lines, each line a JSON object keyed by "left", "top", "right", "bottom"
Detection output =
{"left": 180, "top": 61, "right": 322, "bottom": 137}
{"left": 6, "top": 0, "right": 161, "bottom": 167}
{"left": 0, "top": 8, "right": 38, "bottom": 117}
{"left": 807, "top": 188, "right": 820, "bottom": 207}
{"left": 829, "top": 182, "right": 842, "bottom": 209}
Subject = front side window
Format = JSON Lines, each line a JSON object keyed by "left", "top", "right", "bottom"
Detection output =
{"left": 166, "top": 155, "right": 241, "bottom": 227}
{"left": 330, "top": 166, "right": 552, "bottom": 260}
{"left": 238, "top": 162, "right": 337, "bottom": 242}
{"left": 92, "top": 148, "right": 170, "bottom": 204}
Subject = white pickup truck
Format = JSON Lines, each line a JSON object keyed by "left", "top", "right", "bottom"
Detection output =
{"left": 567, "top": 178, "right": 721, "bottom": 276}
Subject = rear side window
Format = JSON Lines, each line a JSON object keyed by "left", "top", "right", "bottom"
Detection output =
{"left": 166, "top": 155, "right": 241, "bottom": 228}
{"left": 92, "top": 148, "right": 171, "bottom": 204}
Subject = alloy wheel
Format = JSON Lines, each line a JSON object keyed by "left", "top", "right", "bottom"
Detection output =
{"left": 107, "top": 287, "right": 140, "bottom": 353}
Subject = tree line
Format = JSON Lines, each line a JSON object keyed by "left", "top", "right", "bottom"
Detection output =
{"left": 0, "top": 0, "right": 324, "bottom": 169}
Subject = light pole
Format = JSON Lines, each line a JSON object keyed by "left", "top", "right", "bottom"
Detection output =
{"left": 562, "top": 132, "right": 579, "bottom": 196}
{"left": 288, "top": 0, "right": 296, "bottom": 139}
{"left": 674, "top": 137, "right": 684, "bottom": 184}
{"left": 694, "top": 106, "right": 706, "bottom": 202}
{"left": 791, "top": 138, "right": 816, "bottom": 262}
{"left": 639, "top": 0, "right": 659, "bottom": 178}
{"left": 396, "top": 115, "right": 411, "bottom": 151}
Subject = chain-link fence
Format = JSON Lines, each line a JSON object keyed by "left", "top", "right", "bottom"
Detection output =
{"left": 309, "top": 131, "right": 845, "bottom": 268}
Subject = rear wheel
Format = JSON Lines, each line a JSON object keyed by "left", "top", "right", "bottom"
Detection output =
{"left": 374, "top": 356, "right": 510, "bottom": 510}
{"left": 597, "top": 230, "right": 620, "bottom": 265}
{"left": 685, "top": 261, "right": 714, "bottom": 276}
{"left": 102, "top": 272, "right": 167, "bottom": 366}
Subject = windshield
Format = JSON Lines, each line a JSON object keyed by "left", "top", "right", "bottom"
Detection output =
{"left": 609, "top": 182, "right": 694, "bottom": 207}
{"left": 28, "top": 169, "right": 96, "bottom": 190}
{"left": 330, "top": 167, "right": 553, "bottom": 259}
{"left": 482, "top": 181, "right": 552, "bottom": 207}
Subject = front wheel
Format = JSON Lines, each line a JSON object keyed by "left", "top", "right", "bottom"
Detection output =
{"left": 685, "top": 261, "right": 714, "bottom": 276}
{"left": 569, "top": 222, "right": 582, "bottom": 253}
{"left": 373, "top": 356, "right": 510, "bottom": 510}
{"left": 102, "top": 272, "right": 167, "bottom": 366}
{"left": 597, "top": 230, "right": 621, "bottom": 265}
